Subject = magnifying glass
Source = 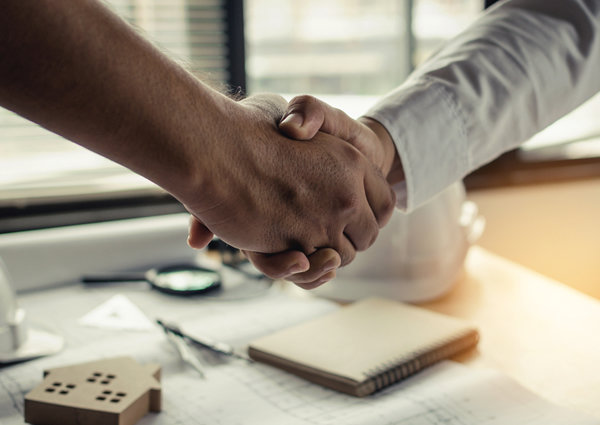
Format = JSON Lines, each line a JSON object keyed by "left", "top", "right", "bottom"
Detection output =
{"left": 82, "top": 264, "right": 221, "bottom": 296}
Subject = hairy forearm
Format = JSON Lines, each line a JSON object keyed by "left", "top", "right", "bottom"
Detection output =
{"left": 0, "top": 0, "right": 396, "bottom": 263}
{"left": 0, "top": 0, "right": 235, "bottom": 198}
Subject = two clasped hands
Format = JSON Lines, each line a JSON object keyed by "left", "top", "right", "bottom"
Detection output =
{"left": 185, "top": 93, "right": 405, "bottom": 289}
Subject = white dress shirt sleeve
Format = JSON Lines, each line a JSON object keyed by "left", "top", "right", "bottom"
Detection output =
{"left": 366, "top": 0, "right": 600, "bottom": 212}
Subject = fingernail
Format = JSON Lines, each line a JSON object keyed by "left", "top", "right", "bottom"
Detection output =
{"left": 289, "top": 263, "right": 307, "bottom": 274}
{"left": 280, "top": 113, "right": 304, "bottom": 128}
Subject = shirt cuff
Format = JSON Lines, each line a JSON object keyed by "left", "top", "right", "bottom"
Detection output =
{"left": 364, "top": 77, "right": 469, "bottom": 213}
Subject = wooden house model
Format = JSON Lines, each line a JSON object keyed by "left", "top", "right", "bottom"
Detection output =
{"left": 24, "top": 357, "right": 161, "bottom": 425}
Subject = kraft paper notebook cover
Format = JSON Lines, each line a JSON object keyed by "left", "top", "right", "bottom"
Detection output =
{"left": 248, "top": 297, "right": 479, "bottom": 397}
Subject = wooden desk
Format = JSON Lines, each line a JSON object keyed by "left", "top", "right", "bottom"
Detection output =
{"left": 419, "top": 246, "right": 600, "bottom": 419}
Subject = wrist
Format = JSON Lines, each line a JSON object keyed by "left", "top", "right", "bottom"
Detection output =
{"left": 358, "top": 117, "right": 404, "bottom": 185}
{"left": 174, "top": 90, "right": 244, "bottom": 208}
{"left": 176, "top": 92, "right": 287, "bottom": 225}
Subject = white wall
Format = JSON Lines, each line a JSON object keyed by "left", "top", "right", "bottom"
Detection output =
{"left": 468, "top": 178, "right": 600, "bottom": 299}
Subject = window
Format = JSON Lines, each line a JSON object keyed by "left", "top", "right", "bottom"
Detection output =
{"left": 244, "top": 0, "right": 481, "bottom": 118}
{"left": 246, "top": 0, "right": 412, "bottom": 96}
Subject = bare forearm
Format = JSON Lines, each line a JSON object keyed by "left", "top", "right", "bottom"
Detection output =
{"left": 0, "top": 0, "right": 233, "bottom": 197}
{"left": 0, "top": 0, "right": 396, "bottom": 266}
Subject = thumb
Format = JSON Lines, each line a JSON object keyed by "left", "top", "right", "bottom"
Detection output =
{"left": 278, "top": 95, "right": 332, "bottom": 141}
{"left": 187, "top": 215, "right": 214, "bottom": 249}
{"left": 279, "top": 95, "right": 366, "bottom": 148}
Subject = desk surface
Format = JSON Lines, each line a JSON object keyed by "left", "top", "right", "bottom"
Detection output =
{"left": 4, "top": 246, "right": 600, "bottom": 423}
{"left": 420, "top": 246, "right": 600, "bottom": 419}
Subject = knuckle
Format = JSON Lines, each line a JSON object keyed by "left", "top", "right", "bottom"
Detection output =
{"left": 355, "top": 222, "right": 379, "bottom": 252}
{"left": 379, "top": 187, "right": 396, "bottom": 226}
{"left": 340, "top": 142, "right": 364, "bottom": 167}
{"left": 366, "top": 226, "right": 379, "bottom": 250}
{"left": 289, "top": 94, "right": 318, "bottom": 110}
{"left": 337, "top": 191, "right": 361, "bottom": 214}
{"left": 288, "top": 95, "right": 326, "bottom": 121}
{"left": 339, "top": 249, "right": 356, "bottom": 268}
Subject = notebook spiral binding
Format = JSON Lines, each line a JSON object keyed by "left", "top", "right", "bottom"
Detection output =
{"left": 364, "top": 329, "right": 479, "bottom": 393}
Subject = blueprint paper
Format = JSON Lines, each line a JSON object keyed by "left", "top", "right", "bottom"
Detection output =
{"left": 1, "top": 286, "right": 597, "bottom": 425}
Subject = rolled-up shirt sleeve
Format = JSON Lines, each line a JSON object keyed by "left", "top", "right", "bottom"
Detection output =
{"left": 366, "top": 0, "right": 600, "bottom": 212}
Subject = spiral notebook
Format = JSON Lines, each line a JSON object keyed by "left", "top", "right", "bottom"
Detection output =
{"left": 248, "top": 297, "right": 479, "bottom": 397}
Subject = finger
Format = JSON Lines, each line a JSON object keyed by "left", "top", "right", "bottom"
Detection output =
{"left": 187, "top": 215, "right": 214, "bottom": 249}
{"left": 332, "top": 232, "right": 358, "bottom": 268}
{"left": 364, "top": 162, "right": 396, "bottom": 228}
{"left": 279, "top": 95, "right": 363, "bottom": 143}
{"left": 284, "top": 248, "right": 341, "bottom": 289}
{"left": 242, "top": 250, "right": 310, "bottom": 280}
{"left": 340, "top": 162, "right": 395, "bottom": 255}
{"left": 342, "top": 204, "right": 380, "bottom": 253}
{"left": 365, "top": 166, "right": 396, "bottom": 229}
{"left": 278, "top": 95, "right": 324, "bottom": 140}
{"left": 287, "top": 270, "right": 337, "bottom": 290}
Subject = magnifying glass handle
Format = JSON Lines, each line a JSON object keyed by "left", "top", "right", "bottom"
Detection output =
{"left": 82, "top": 272, "right": 147, "bottom": 283}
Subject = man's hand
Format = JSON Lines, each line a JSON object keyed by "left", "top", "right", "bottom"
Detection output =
{"left": 279, "top": 95, "right": 404, "bottom": 183}
{"left": 237, "top": 95, "right": 406, "bottom": 288}
{"left": 184, "top": 93, "right": 396, "bottom": 274}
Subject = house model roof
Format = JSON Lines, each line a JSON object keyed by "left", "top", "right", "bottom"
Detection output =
{"left": 25, "top": 356, "right": 161, "bottom": 425}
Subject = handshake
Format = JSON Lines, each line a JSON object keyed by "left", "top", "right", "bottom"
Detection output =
{"left": 5, "top": 0, "right": 598, "bottom": 292}
{"left": 0, "top": 0, "right": 400, "bottom": 291}
{"left": 184, "top": 93, "right": 405, "bottom": 290}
